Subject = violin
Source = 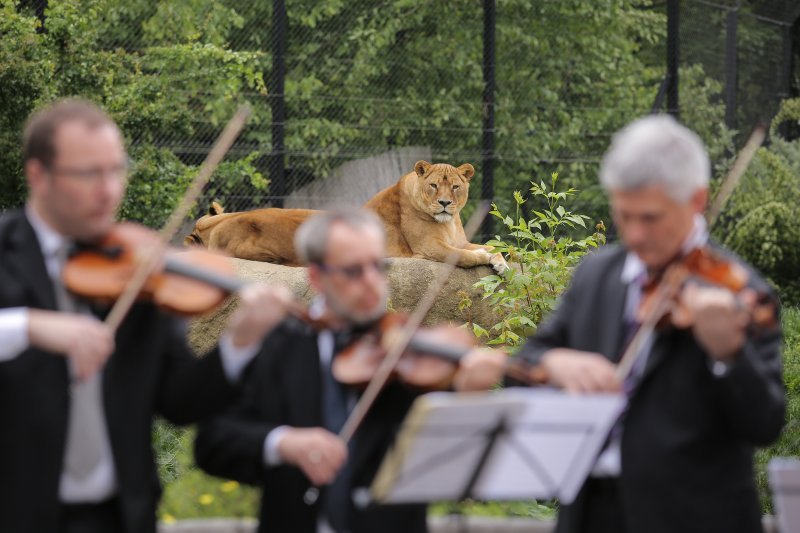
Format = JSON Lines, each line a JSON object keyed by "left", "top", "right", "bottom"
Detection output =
{"left": 332, "top": 313, "right": 475, "bottom": 390}
{"left": 636, "top": 247, "right": 776, "bottom": 330}
{"left": 617, "top": 246, "right": 777, "bottom": 382}
{"left": 62, "top": 223, "right": 245, "bottom": 316}
{"left": 63, "top": 222, "right": 337, "bottom": 330}
{"left": 332, "top": 312, "right": 548, "bottom": 391}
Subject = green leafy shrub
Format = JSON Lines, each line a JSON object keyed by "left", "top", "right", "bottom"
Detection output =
{"left": 713, "top": 98, "right": 800, "bottom": 305}
{"left": 0, "top": 1, "right": 267, "bottom": 227}
{"left": 471, "top": 173, "right": 605, "bottom": 346}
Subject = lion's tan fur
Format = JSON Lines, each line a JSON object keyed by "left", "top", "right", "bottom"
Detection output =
{"left": 185, "top": 161, "right": 506, "bottom": 272}
{"left": 184, "top": 202, "right": 316, "bottom": 265}
{"left": 364, "top": 161, "right": 506, "bottom": 271}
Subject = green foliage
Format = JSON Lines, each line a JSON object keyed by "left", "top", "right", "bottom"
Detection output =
{"left": 712, "top": 98, "right": 800, "bottom": 305}
{"left": 472, "top": 173, "right": 605, "bottom": 346}
{"left": 0, "top": 0, "right": 267, "bottom": 227}
{"left": 204, "top": 152, "right": 270, "bottom": 211}
{"left": 431, "top": 500, "right": 555, "bottom": 521}
{"left": 119, "top": 146, "right": 194, "bottom": 227}
{"left": 756, "top": 307, "right": 800, "bottom": 513}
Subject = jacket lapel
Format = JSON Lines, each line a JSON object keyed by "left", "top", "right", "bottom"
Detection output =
{"left": 600, "top": 252, "right": 629, "bottom": 363}
{"left": 4, "top": 211, "right": 58, "bottom": 310}
{"left": 286, "top": 334, "right": 324, "bottom": 428}
{"left": 637, "top": 331, "right": 671, "bottom": 387}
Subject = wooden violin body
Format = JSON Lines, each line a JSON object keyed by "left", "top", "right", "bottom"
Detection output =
{"left": 63, "top": 223, "right": 243, "bottom": 316}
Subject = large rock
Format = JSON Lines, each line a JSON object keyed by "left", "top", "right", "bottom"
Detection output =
{"left": 187, "top": 257, "right": 499, "bottom": 354}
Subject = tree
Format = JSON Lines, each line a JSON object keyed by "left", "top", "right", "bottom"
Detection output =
{"left": 0, "top": 0, "right": 267, "bottom": 225}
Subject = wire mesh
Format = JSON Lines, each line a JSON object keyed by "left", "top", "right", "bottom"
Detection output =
{"left": 4, "top": 1, "right": 798, "bottom": 233}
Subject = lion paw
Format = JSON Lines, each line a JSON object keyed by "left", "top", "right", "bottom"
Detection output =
{"left": 490, "top": 253, "right": 509, "bottom": 275}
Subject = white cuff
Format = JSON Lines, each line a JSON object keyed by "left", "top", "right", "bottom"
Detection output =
{"left": 263, "top": 425, "right": 290, "bottom": 466}
{"left": 0, "top": 308, "right": 30, "bottom": 362}
{"left": 218, "top": 333, "right": 261, "bottom": 382}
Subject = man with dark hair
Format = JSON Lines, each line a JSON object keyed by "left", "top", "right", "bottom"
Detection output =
{"left": 514, "top": 115, "right": 785, "bottom": 533}
{"left": 0, "top": 98, "right": 292, "bottom": 533}
{"left": 195, "top": 209, "right": 505, "bottom": 533}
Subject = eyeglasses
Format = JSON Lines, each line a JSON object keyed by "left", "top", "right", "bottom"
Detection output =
{"left": 48, "top": 162, "right": 129, "bottom": 185}
{"left": 317, "top": 259, "right": 390, "bottom": 280}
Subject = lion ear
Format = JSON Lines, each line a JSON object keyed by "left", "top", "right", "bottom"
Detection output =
{"left": 209, "top": 201, "right": 225, "bottom": 216}
{"left": 457, "top": 163, "right": 475, "bottom": 181}
{"left": 414, "top": 160, "right": 431, "bottom": 178}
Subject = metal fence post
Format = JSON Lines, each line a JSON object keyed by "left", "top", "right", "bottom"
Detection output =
{"left": 481, "top": 0, "right": 496, "bottom": 240}
{"left": 269, "top": 0, "right": 287, "bottom": 208}
{"left": 725, "top": 6, "right": 738, "bottom": 131}
{"left": 778, "top": 15, "right": 798, "bottom": 138}
{"left": 667, "top": 0, "right": 680, "bottom": 119}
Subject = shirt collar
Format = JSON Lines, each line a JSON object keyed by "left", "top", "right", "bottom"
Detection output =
{"left": 25, "top": 203, "right": 68, "bottom": 260}
{"left": 620, "top": 214, "right": 709, "bottom": 284}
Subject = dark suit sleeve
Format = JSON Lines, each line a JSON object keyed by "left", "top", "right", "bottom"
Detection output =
{"left": 708, "top": 286, "right": 785, "bottom": 445}
{"left": 194, "top": 328, "right": 288, "bottom": 486}
{"left": 155, "top": 314, "right": 237, "bottom": 425}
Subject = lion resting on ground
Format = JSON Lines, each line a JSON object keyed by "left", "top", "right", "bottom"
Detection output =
{"left": 364, "top": 160, "right": 508, "bottom": 273}
{"left": 183, "top": 202, "right": 316, "bottom": 265}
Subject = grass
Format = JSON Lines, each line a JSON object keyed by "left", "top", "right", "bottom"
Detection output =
{"left": 154, "top": 422, "right": 260, "bottom": 522}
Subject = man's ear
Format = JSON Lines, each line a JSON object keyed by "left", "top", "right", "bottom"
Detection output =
{"left": 308, "top": 264, "right": 324, "bottom": 293}
{"left": 457, "top": 163, "right": 475, "bottom": 181}
{"left": 414, "top": 160, "right": 431, "bottom": 178}
{"left": 691, "top": 188, "right": 708, "bottom": 215}
{"left": 25, "top": 159, "right": 48, "bottom": 196}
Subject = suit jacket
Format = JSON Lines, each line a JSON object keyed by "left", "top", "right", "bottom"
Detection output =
{"left": 514, "top": 244, "right": 785, "bottom": 533}
{"left": 194, "top": 319, "right": 428, "bottom": 533}
{"left": 0, "top": 209, "right": 237, "bottom": 533}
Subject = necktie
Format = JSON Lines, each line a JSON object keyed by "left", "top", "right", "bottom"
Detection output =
{"left": 322, "top": 330, "right": 354, "bottom": 532}
{"left": 54, "top": 242, "right": 109, "bottom": 481}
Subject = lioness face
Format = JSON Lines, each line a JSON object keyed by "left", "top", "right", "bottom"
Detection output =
{"left": 415, "top": 161, "right": 474, "bottom": 224}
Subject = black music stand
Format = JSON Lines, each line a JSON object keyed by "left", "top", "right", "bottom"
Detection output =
{"left": 365, "top": 389, "right": 625, "bottom": 506}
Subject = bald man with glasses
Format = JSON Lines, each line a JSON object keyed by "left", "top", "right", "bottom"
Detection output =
{"left": 195, "top": 209, "right": 505, "bottom": 533}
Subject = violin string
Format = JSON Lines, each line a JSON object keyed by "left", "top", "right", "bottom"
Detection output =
{"left": 103, "top": 107, "right": 251, "bottom": 332}
{"left": 338, "top": 202, "right": 491, "bottom": 444}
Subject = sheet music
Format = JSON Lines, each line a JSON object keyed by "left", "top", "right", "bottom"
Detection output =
{"left": 473, "top": 388, "right": 624, "bottom": 503}
{"left": 371, "top": 388, "right": 625, "bottom": 505}
{"left": 371, "top": 391, "right": 525, "bottom": 503}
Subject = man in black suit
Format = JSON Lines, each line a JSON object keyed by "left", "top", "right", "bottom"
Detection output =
{"left": 195, "top": 209, "right": 505, "bottom": 533}
{"left": 0, "top": 99, "right": 293, "bottom": 533}
{"left": 514, "top": 115, "right": 785, "bottom": 533}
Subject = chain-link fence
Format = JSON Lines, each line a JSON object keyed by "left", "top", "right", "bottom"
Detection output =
{"left": 9, "top": 1, "right": 800, "bottom": 236}
{"left": 679, "top": 0, "right": 798, "bottom": 137}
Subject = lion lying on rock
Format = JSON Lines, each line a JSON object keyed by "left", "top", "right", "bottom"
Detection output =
{"left": 183, "top": 202, "right": 316, "bottom": 265}
{"left": 185, "top": 161, "right": 507, "bottom": 273}
{"left": 365, "top": 160, "right": 507, "bottom": 274}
